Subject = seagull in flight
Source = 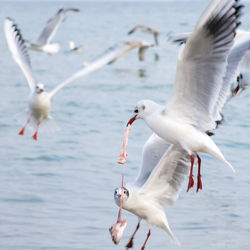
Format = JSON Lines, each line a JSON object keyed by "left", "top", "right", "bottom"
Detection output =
{"left": 124, "top": 0, "right": 247, "bottom": 192}
{"left": 4, "top": 18, "right": 153, "bottom": 140}
{"left": 26, "top": 8, "right": 79, "bottom": 55}
{"left": 128, "top": 25, "right": 159, "bottom": 46}
{"left": 114, "top": 135, "right": 189, "bottom": 249}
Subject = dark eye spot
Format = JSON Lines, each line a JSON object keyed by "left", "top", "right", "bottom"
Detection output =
{"left": 142, "top": 105, "right": 146, "bottom": 110}
{"left": 134, "top": 109, "right": 138, "bottom": 113}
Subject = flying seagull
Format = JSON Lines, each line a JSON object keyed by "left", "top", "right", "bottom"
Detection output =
{"left": 128, "top": 25, "right": 159, "bottom": 46}
{"left": 123, "top": 0, "right": 246, "bottom": 192}
{"left": 114, "top": 135, "right": 188, "bottom": 249}
{"left": 4, "top": 18, "right": 153, "bottom": 140}
{"left": 26, "top": 8, "right": 79, "bottom": 55}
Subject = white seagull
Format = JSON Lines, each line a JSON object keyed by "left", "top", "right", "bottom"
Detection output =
{"left": 26, "top": 8, "right": 79, "bottom": 55}
{"left": 114, "top": 135, "right": 189, "bottom": 249}
{"left": 4, "top": 18, "right": 153, "bottom": 140}
{"left": 124, "top": 0, "right": 246, "bottom": 192}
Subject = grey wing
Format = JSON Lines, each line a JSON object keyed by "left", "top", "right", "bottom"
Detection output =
{"left": 48, "top": 40, "right": 151, "bottom": 98}
{"left": 213, "top": 33, "right": 250, "bottom": 121}
{"left": 37, "top": 8, "right": 79, "bottom": 45}
{"left": 139, "top": 144, "right": 189, "bottom": 206}
{"left": 166, "top": 0, "right": 243, "bottom": 132}
{"left": 132, "top": 133, "right": 171, "bottom": 188}
{"left": 4, "top": 18, "right": 36, "bottom": 92}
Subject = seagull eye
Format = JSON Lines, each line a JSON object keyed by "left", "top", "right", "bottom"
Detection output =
{"left": 134, "top": 109, "right": 139, "bottom": 113}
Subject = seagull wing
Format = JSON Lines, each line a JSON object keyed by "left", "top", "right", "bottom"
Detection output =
{"left": 4, "top": 18, "right": 36, "bottom": 92}
{"left": 213, "top": 33, "right": 250, "bottom": 121}
{"left": 138, "top": 144, "right": 189, "bottom": 206}
{"left": 37, "top": 8, "right": 79, "bottom": 45}
{"left": 132, "top": 133, "right": 171, "bottom": 188}
{"left": 48, "top": 41, "right": 150, "bottom": 98}
{"left": 166, "top": 0, "right": 243, "bottom": 132}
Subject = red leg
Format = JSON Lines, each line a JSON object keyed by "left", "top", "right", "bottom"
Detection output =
{"left": 141, "top": 229, "right": 151, "bottom": 250}
{"left": 187, "top": 154, "right": 195, "bottom": 192}
{"left": 32, "top": 121, "right": 41, "bottom": 140}
{"left": 18, "top": 117, "right": 31, "bottom": 135}
{"left": 196, "top": 153, "right": 202, "bottom": 192}
{"left": 126, "top": 221, "right": 140, "bottom": 249}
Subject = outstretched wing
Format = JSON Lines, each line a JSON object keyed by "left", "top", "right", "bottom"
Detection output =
{"left": 166, "top": 0, "right": 243, "bottom": 132}
{"left": 132, "top": 133, "right": 171, "bottom": 188}
{"left": 37, "top": 8, "right": 79, "bottom": 45}
{"left": 213, "top": 33, "right": 250, "bottom": 121}
{"left": 48, "top": 40, "right": 153, "bottom": 98}
{"left": 139, "top": 144, "right": 189, "bottom": 206}
{"left": 4, "top": 18, "right": 36, "bottom": 92}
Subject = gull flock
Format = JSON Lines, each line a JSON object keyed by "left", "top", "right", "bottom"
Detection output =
{"left": 3, "top": 0, "right": 250, "bottom": 249}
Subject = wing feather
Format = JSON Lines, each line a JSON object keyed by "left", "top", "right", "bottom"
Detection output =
{"left": 4, "top": 18, "right": 36, "bottom": 92}
{"left": 138, "top": 144, "right": 189, "bottom": 206}
{"left": 48, "top": 40, "right": 153, "bottom": 98}
{"left": 166, "top": 0, "right": 243, "bottom": 132}
{"left": 37, "top": 8, "right": 79, "bottom": 45}
{"left": 133, "top": 133, "right": 171, "bottom": 188}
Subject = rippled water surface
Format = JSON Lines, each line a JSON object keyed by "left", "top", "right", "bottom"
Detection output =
{"left": 1, "top": 1, "right": 250, "bottom": 250}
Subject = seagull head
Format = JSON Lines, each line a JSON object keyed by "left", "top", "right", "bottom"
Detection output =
{"left": 114, "top": 187, "right": 129, "bottom": 206}
{"left": 127, "top": 100, "right": 159, "bottom": 126}
{"left": 35, "top": 83, "right": 45, "bottom": 94}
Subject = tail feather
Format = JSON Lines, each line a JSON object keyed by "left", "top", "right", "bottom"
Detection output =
{"left": 163, "top": 223, "right": 181, "bottom": 246}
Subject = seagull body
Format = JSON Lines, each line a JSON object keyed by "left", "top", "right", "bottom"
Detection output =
{"left": 127, "top": 0, "right": 245, "bottom": 191}
{"left": 26, "top": 8, "right": 79, "bottom": 55}
{"left": 128, "top": 25, "right": 159, "bottom": 46}
{"left": 114, "top": 134, "right": 189, "bottom": 248}
{"left": 4, "top": 18, "right": 153, "bottom": 140}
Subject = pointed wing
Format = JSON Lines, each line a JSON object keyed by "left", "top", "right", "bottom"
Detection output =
{"left": 4, "top": 18, "right": 36, "bottom": 92}
{"left": 37, "top": 8, "right": 79, "bottom": 45}
{"left": 213, "top": 33, "right": 250, "bottom": 121}
{"left": 48, "top": 40, "right": 152, "bottom": 98}
{"left": 132, "top": 133, "right": 171, "bottom": 188}
{"left": 138, "top": 144, "right": 189, "bottom": 206}
{"left": 166, "top": 0, "right": 243, "bottom": 132}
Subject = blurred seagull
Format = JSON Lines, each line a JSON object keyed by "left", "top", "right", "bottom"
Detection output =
{"left": 68, "top": 41, "right": 83, "bottom": 52}
{"left": 26, "top": 8, "right": 79, "bottom": 55}
{"left": 124, "top": 0, "right": 247, "bottom": 192}
{"left": 114, "top": 136, "right": 189, "bottom": 249}
{"left": 128, "top": 25, "right": 159, "bottom": 46}
{"left": 4, "top": 18, "right": 153, "bottom": 140}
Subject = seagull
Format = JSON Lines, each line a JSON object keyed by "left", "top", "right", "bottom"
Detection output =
{"left": 128, "top": 25, "right": 159, "bottom": 46}
{"left": 26, "top": 8, "right": 79, "bottom": 55}
{"left": 68, "top": 41, "right": 83, "bottom": 53}
{"left": 114, "top": 135, "right": 189, "bottom": 249}
{"left": 124, "top": 0, "right": 246, "bottom": 192}
{"left": 4, "top": 18, "right": 153, "bottom": 140}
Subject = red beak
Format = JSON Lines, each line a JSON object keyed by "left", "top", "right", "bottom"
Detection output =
{"left": 127, "top": 115, "right": 137, "bottom": 126}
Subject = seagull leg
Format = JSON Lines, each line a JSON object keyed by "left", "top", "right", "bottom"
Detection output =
{"left": 18, "top": 117, "right": 31, "bottom": 135}
{"left": 196, "top": 153, "right": 202, "bottom": 192}
{"left": 32, "top": 121, "right": 41, "bottom": 140}
{"left": 141, "top": 229, "right": 151, "bottom": 250}
{"left": 126, "top": 220, "right": 141, "bottom": 249}
{"left": 187, "top": 154, "right": 195, "bottom": 192}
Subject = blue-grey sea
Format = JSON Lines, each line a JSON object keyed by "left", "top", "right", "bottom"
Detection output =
{"left": 1, "top": 1, "right": 250, "bottom": 250}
